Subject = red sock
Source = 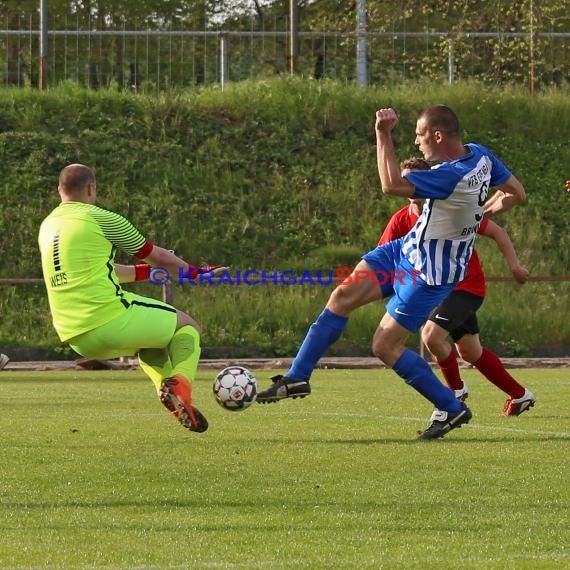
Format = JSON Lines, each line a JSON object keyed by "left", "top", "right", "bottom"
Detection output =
{"left": 472, "top": 348, "right": 525, "bottom": 398}
{"left": 437, "top": 351, "right": 464, "bottom": 391}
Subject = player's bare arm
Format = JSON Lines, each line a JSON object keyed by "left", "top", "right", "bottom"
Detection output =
{"left": 375, "top": 108, "right": 415, "bottom": 198}
{"left": 147, "top": 246, "right": 228, "bottom": 277}
{"left": 117, "top": 246, "right": 228, "bottom": 284}
{"left": 143, "top": 246, "right": 191, "bottom": 274}
{"left": 481, "top": 220, "right": 529, "bottom": 284}
{"left": 484, "top": 175, "right": 526, "bottom": 215}
{"left": 113, "top": 247, "right": 190, "bottom": 284}
{"left": 115, "top": 264, "right": 137, "bottom": 283}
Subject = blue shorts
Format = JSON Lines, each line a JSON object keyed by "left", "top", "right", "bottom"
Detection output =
{"left": 362, "top": 240, "right": 455, "bottom": 333}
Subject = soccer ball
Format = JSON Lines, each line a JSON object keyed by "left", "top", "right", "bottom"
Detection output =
{"left": 213, "top": 366, "right": 258, "bottom": 411}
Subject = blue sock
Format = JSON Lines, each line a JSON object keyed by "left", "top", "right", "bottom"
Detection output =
{"left": 287, "top": 308, "right": 348, "bottom": 381}
{"left": 393, "top": 349, "right": 461, "bottom": 412}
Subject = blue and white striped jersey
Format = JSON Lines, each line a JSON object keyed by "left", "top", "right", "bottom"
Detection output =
{"left": 402, "top": 143, "right": 511, "bottom": 285}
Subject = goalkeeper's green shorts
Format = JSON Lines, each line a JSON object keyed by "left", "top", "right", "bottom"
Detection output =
{"left": 67, "top": 293, "right": 178, "bottom": 359}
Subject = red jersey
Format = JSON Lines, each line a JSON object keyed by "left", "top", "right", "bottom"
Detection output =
{"left": 377, "top": 204, "right": 488, "bottom": 298}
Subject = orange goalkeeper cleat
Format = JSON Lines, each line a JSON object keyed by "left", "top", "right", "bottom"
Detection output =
{"left": 159, "top": 374, "right": 208, "bottom": 433}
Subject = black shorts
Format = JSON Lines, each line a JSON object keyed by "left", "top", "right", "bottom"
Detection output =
{"left": 428, "top": 290, "right": 484, "bottom": 343}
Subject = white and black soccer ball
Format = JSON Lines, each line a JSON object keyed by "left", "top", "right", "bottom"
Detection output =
{"left": 213, "top": 366, "right": 257, "bottom": 411}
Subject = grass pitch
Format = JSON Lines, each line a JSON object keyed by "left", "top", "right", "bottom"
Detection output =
{"left": 0, "top": 367, "right": 567, "bottom": 569}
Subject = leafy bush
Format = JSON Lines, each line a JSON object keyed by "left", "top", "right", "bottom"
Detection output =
{"left": 1, "top": 79, "right": 569, "bottom": 356}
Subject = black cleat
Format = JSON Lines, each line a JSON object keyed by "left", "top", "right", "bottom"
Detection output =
{"left": 417, "top": 402, "right": 472, "bottom": 440}
{"left": 256, "top": 374, "right": 311, "bottom": 404}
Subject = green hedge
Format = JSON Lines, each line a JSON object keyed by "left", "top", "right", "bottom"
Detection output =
{"left": 1, "top": 79, "right": 569, "bottom": 356}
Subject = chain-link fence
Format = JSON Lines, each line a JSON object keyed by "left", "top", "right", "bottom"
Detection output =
{"left": 1, "top": 20, "right": 569, "bottom": 90}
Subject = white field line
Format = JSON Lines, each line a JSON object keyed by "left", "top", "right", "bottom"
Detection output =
{"left": 312, "top": 411, "right": 570, "bottom": 438}
{"left": 73, "top": 410, "right": 570, "bottom": 438}
{"left": 133, "top": 409, "right": 570, "bottom": 438}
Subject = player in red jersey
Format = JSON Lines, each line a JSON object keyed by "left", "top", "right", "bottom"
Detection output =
{"left": 379, "top": 158, "right": 536, "bottom": 417}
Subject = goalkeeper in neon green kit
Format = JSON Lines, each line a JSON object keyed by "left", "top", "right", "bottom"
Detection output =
{"left": 39, "top": 163, "right": 221, "bottom": 433}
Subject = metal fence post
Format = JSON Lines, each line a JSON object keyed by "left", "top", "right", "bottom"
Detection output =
{"left": 356, "top": 0, "right": 367, "bottom": 87}
{"left": 39, "top": 0, "right": 48, "bottom": 89}
{"left": 162, "top": 281, "right": 174, "bottom": 305}
{"left": 448, "top": 36, "right": 455, "bottom": 84}
{"left": 220, "top": 32, "right": 228, "bottom": 90}
{"left": 289, "top": 1, "right": 299, "bottom": 75}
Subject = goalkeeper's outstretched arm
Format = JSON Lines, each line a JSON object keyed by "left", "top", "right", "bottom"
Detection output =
{"left": 116, "top": 246, "right": 227, "bottom": 283}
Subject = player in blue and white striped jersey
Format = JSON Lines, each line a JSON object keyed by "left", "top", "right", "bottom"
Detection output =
{"left": 401, "top": 143, "right": 512, "bottom": 286}
{"left": 258, "top": 105, "right": 526, "bottom": 440}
